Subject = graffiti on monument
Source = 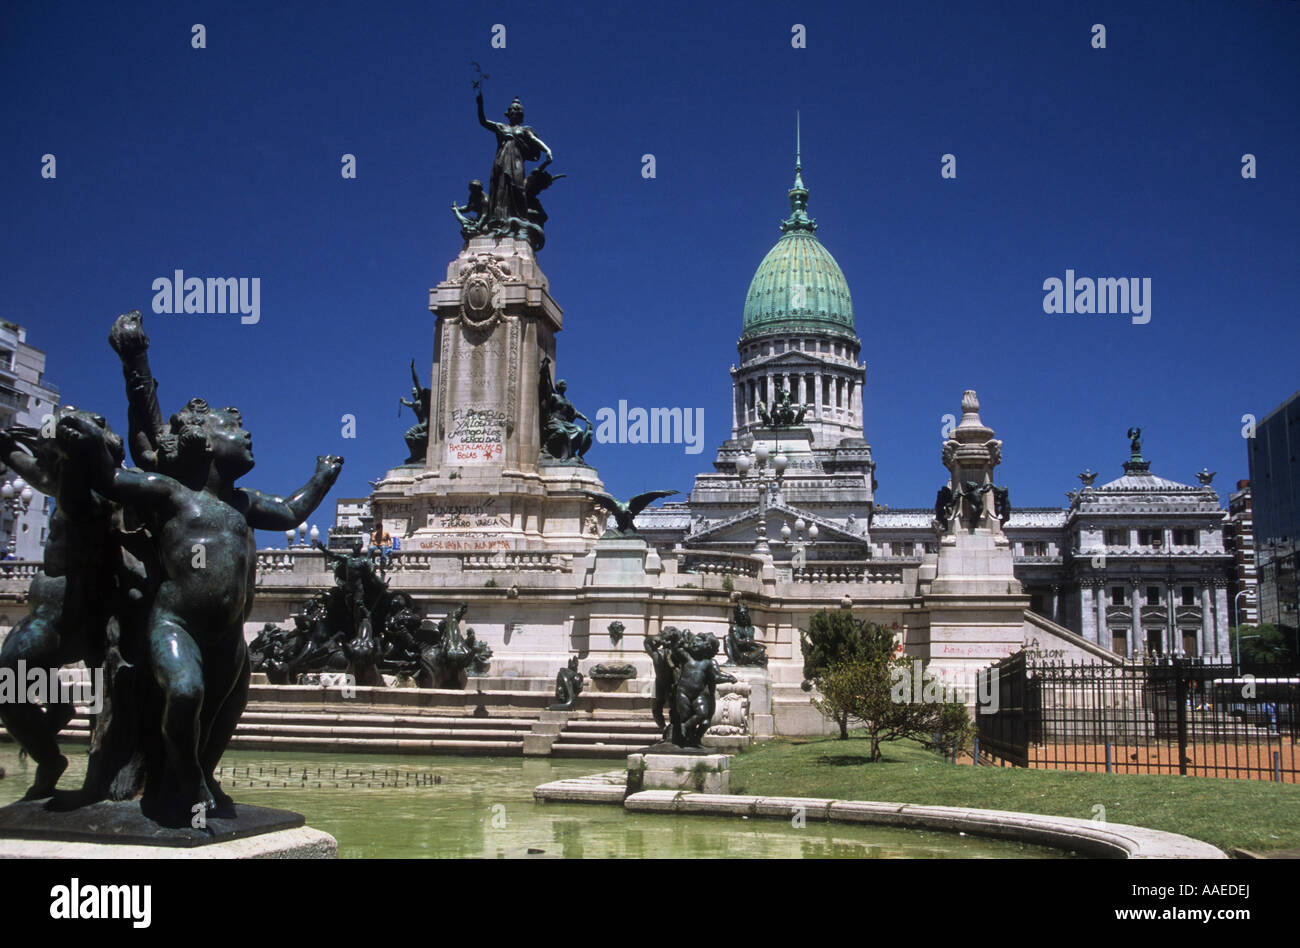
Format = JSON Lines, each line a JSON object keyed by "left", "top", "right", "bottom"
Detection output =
{"left": 426, "top": 499, "right": 510, "bottom": 530}
{"left": 1022, "top": 637, "right": 1068, "bottom": 661}
{"left": 447, "top": 406, "right": 507, "bottom": 463}
{"left": 406, "top": 533, "right": 513, "bottom": 552}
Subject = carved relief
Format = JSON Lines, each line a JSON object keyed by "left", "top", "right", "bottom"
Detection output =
{"left": 457, "top": 255, "right": 512, "bottom": 331}
{"left": 506, "top": 317, "right": 520, "bottom": 436}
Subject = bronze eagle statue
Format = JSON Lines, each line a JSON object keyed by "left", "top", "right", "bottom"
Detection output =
{"left": 583, "top": 489, "right": 678, "bottom": 537}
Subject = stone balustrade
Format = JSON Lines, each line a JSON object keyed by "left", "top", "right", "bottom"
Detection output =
{"left": 792, "top": 561, "right": 906, "bottom": 584}
{"left": 0, "top": 560, "right": 41, "bottom": 596}
{"left": 460, "top": 552, "right": 571, "bottom": 572}
{"left": 677, "top": 551, "right": 764, "bottom": 579}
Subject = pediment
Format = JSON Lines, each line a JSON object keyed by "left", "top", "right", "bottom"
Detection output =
{"left": 687, "top": 502, "right": 869, "bottom": 547}
{"left": 748, "top": 350, "right": 831, "bottom": 368}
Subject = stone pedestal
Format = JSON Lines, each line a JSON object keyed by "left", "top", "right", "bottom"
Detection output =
{"left": 922, "top": 390, "right": 1028, "bottom": 690}
{"left": 0, "top": 800, "right": 337, "bottom": 859}
{"left": 587, "top": 535, "right": 660, "bottom": 586}
{"left": 370, "top": 235, "right": 605, "bottom": 555}
{"left": 626, "top": 752, "right": 730, "bottom": 794}
{"left": 729, "top": 666, "right": 773, "bottom": 737}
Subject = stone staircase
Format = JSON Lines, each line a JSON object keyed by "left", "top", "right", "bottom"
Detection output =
{"left": 550, "top": 713, "right": 664, "bottom": 758}
{"left": 0, "top": 682, "right": 667, "bottom": 760}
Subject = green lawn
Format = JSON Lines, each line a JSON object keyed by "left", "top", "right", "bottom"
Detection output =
{"left": 730, "top": 733, "right": 1300, "bottom": 854}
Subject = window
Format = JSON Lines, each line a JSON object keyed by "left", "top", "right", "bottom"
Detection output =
{"left": 892, "top": 541, "right": 913, "bottom": 557}
{"left": 1105, "top": 528, "right": 1127, "bottom": 546}
{"left": 1111, "top": 587, "right": 1126, "bottom": 606}
{"left": 1173, "top": 528, "right": 1196, "bottom": 546}
{"left": 1146, "top": 586, "right": 1161, "bottom": 605}
{"left": 1181, "top": 586, "right": 1196, "bottom": 606}
{"left": 1138, "top": 529, "right": 1163, "bottom": 547}
{"left": 1111, "top": 629, "right": 1128, "bottom": 654}
{"left": 923, "top": 542, "right": 938, "bottom": 554}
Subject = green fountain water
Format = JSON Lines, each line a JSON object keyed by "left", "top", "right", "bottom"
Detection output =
{"left": 0, "top": 747, "right": 1073, "bottom": 858}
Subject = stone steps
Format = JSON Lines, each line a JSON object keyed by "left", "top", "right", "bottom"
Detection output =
{"left": 1, "top": 679, "right": 685, "bottom": 760}
{"left": 228, "top": 735, "right": 525, "bottom": 755}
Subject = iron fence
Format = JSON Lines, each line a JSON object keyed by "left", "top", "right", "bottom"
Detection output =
{"left": 976, "top": 654, "right": 1299, "bottom": 782}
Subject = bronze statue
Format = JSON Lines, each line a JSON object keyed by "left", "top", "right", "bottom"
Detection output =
{"left": 399, "top": 360, "right": 432, "bottom": 464}
{"left": 992, "top": 485, "right": 1011, "bottom": 526}
{"left": 671, "top": 632, "right": 736, "bottom": 748}
{"left": 724, "top": 602, "right": 767, "bottom": 667}
{"left": 451, "top": 179, "right": 487, "bottom": 240}
{"left": 958, "top": 480, "right": 989, "bottom": 529}
{"left": 466, "top": 88, "right": 558, "bottom": 251}
{"left": 644, "top": 626, "right": 686, "bottom": 738}
{"left": 756, "top": 382, "right": 808, "bottom": 428}
{"left": 547, "top": 656, "right": 585, "bottom": 711}
{"left": 0, "top": 409, "right": 132, "bottom": 802}
{"left": 87, "top": 399, "right": 342, "bottom": 823}
{"left": 644, "top": 627, "right": 736, "bottom": 748}
{"left": 33, "top": 310, "right": 347, "bottom": 826}
{"left": 582, "top": 488, "right": 678, "bottom": 538}
{"left": 417, "top": 604, "right": 493, "bottom": 688}
{"left": 538, "top": 356, "right": 593, "bottom": 461}
{"left": 1127, "top": 426, "right": 1143, "bottom": 456}
{"left": 933, "top": 485, "right": 954, "bottom": 532}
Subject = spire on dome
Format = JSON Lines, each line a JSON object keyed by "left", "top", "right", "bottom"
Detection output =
{"left": 781, "top": 111, "right": 816, "bottom": 234}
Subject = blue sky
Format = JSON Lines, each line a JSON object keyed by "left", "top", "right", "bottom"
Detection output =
{"left": 3, "top": 1, "right": 1298, "bottom": 539}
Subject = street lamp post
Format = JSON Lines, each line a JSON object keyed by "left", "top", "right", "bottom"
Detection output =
{"left": 735, "top": 440, "right": 818, "bottom": 563}
{"left": 735, "top": 441, "right": 786, "bottom": 556}
{"left": 1, "top": 476, "right": 34, "bottom": 557}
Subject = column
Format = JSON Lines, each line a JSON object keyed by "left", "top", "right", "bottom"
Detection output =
{"left": 1096, "top": 585, "right": 1107, "bottom": 648}
{"left": 814, "top": 371, "right": 823, "bottom": 419}
{"left": 1130, "top": 581, "right": 1141, "bottom": 658}
{"left": 1168, "top": 585, "right": 1178, "bottom": 655}
{"left": 1200, "top": 585, "right": 1213, "bottom": 659}
{"left": 1081, "top": 583, "right": 1097, "bottom": 644}
{"left": 1214, "top": 583, "right": 1229, "bottom": 658}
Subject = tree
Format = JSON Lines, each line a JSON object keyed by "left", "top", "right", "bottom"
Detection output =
{"left": 812, "top": 655, "right": 974, "bottom": 761}
{"left": 800, "top": 610, "right": 895, "bottom": 738}
{"left": 1231, "top": 624, "right": 1296, "bottom": 665}
{"left": 800, "top": 610, "right": 975, "bottom": 759}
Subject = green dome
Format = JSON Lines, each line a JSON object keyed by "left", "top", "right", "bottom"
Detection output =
{"left": 741, "top": 162, "right": 855, "bottom": 341}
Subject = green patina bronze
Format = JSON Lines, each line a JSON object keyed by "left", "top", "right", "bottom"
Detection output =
{"left": 741, "top": 124, "right": 855, "bottom": 342}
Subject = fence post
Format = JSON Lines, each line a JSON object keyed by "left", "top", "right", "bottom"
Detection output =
{"left": 1174, "top": 662, "right": 1189, "bottom": 777}
{"left": 1105, "top": 741, "right": 1112, "bottom": 774}
{"left": 1275, "top": 751, "right": 1283, "bottom": 784}
{"left": 973, "top": 735, "right": 979, "bottom": 766}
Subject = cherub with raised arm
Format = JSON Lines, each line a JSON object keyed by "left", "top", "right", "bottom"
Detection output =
{"left": 85, "top": 397, "right": 343, "bottom": 823}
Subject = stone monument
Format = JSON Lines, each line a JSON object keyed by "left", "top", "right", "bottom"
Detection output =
{"left": 918, "top": 390, "right": 1027, "bottom": 687}
{"left": 369, "top": 85, "right": 605, "bottom": 557}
